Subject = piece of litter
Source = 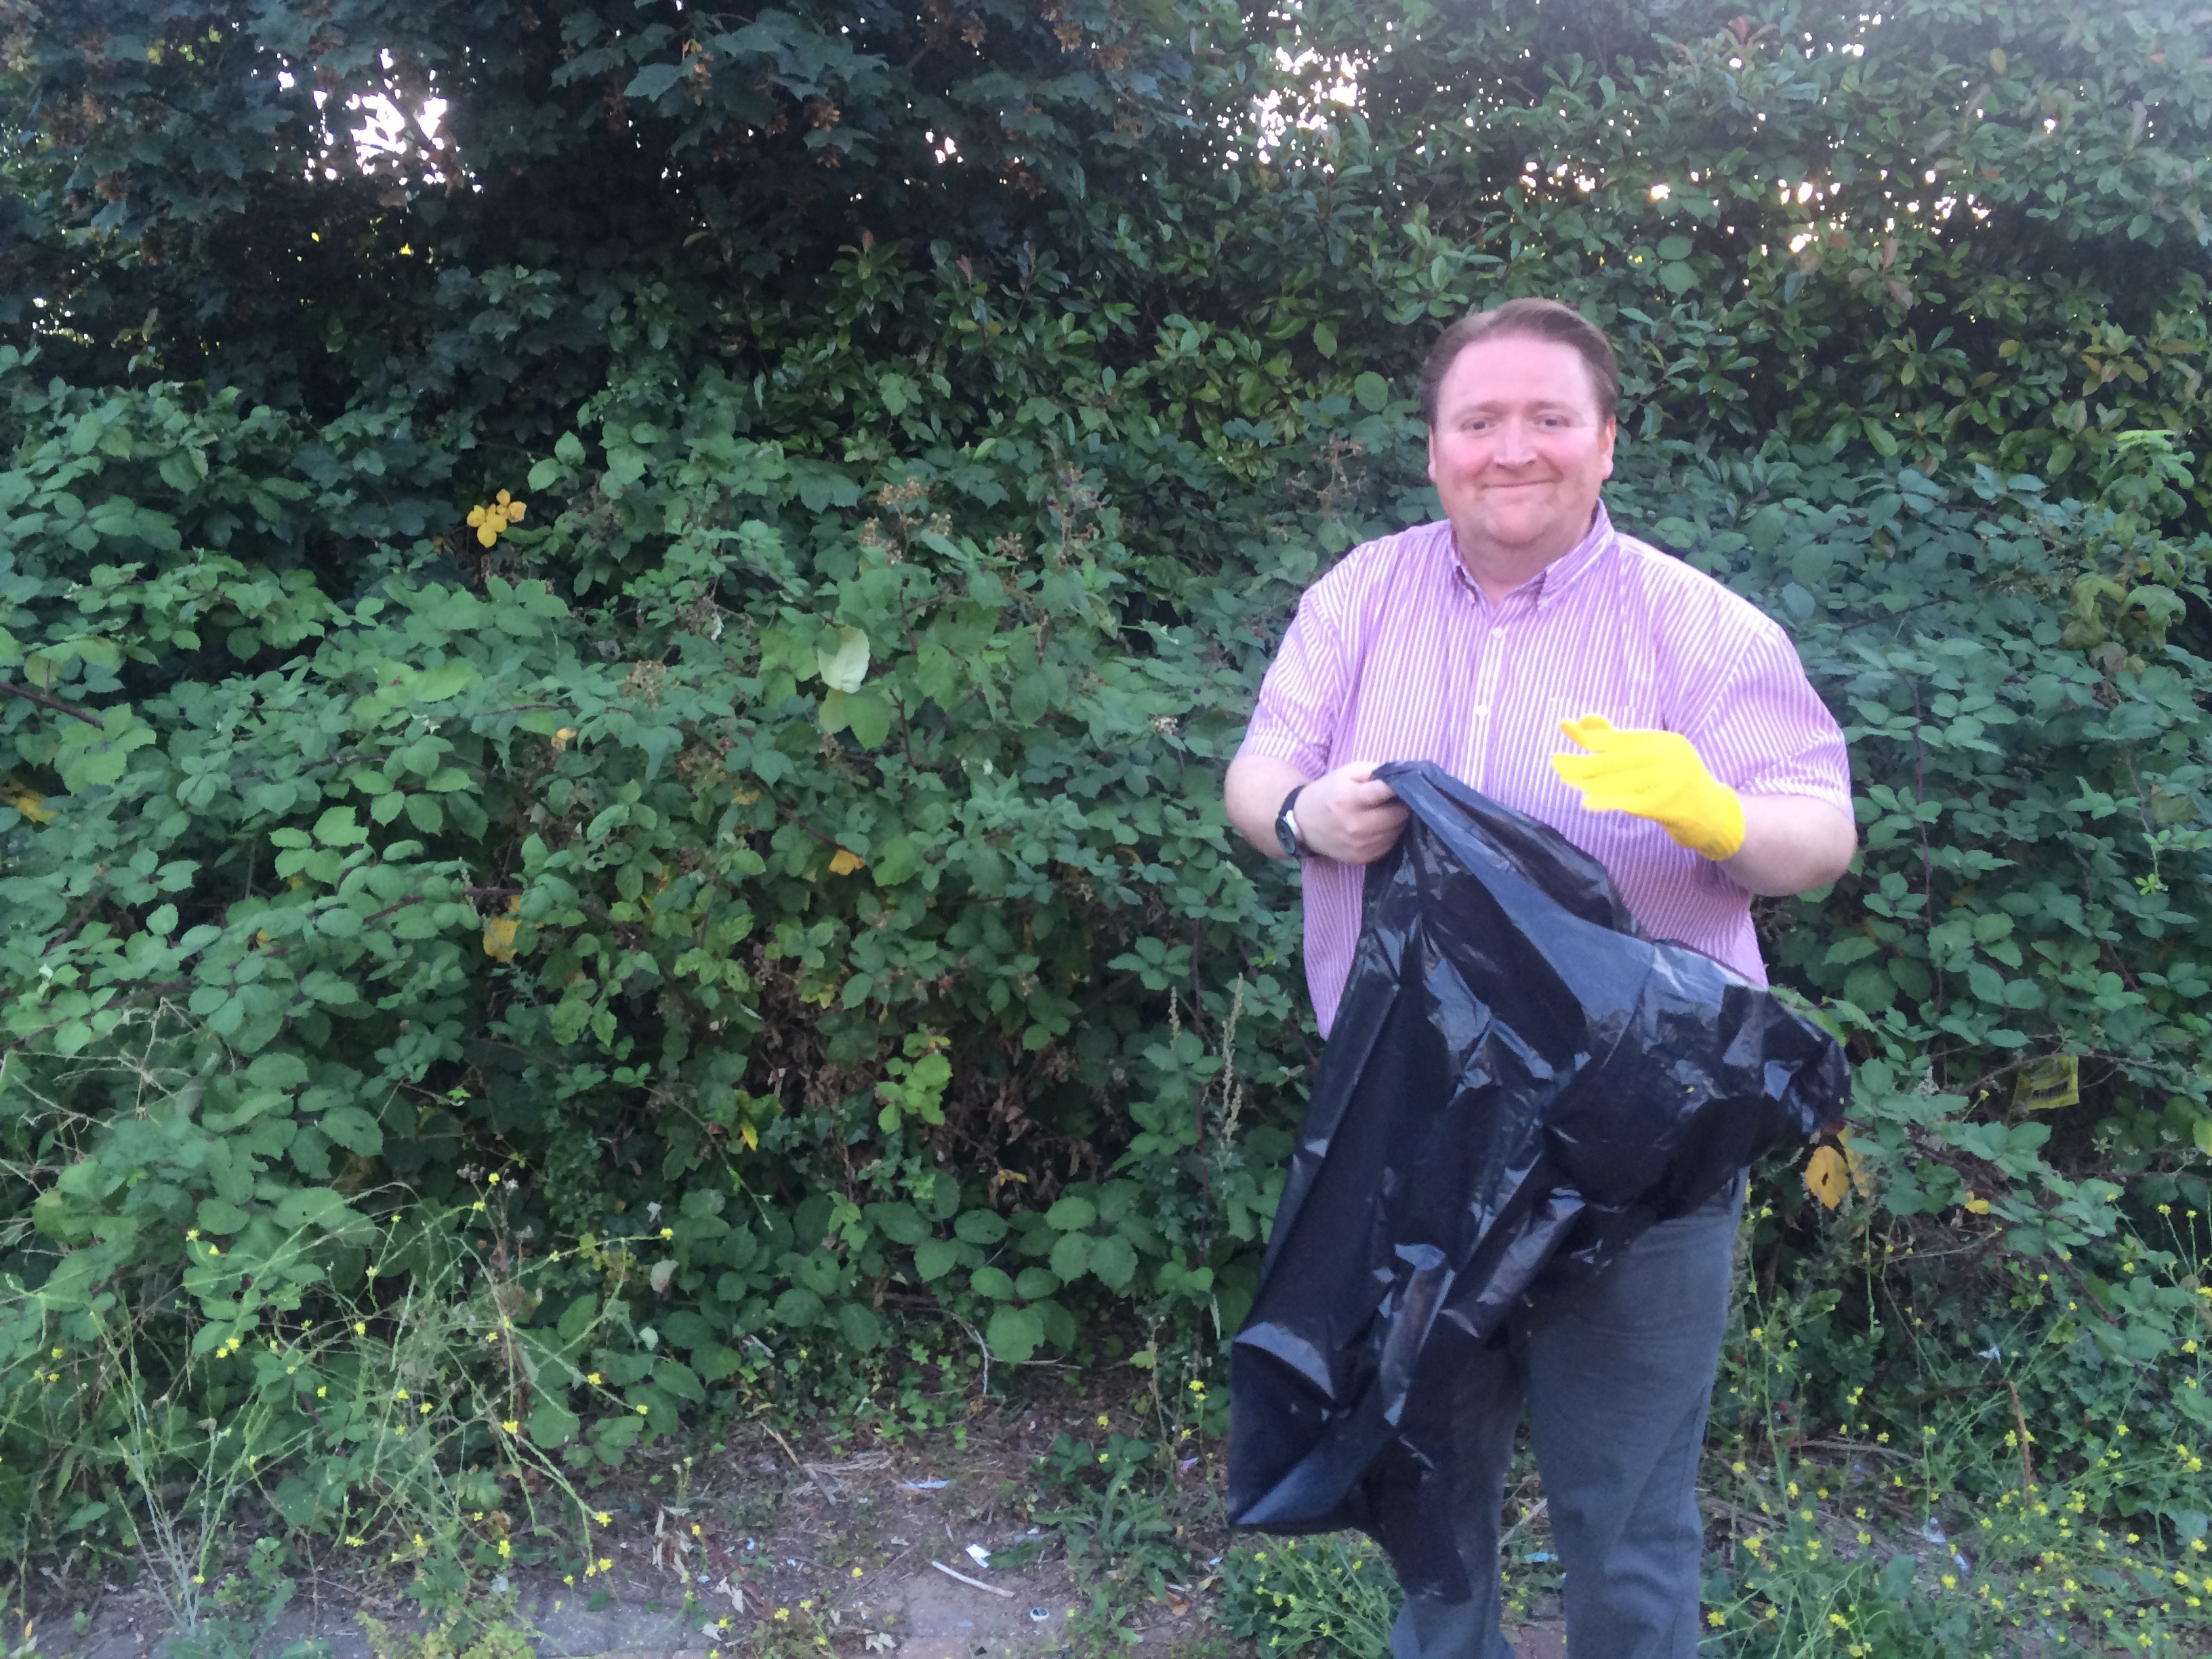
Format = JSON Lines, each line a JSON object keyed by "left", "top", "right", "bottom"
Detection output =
{"left": 928, "top": 1559, "right": 1016, "bottom": 1599}
{"left": 1920, "top": 1518, "right": 1948, "bottom": 1546}
{"left": 1954, "top": 1549, "right": 1973, "bottom": 1575}
{"left": 903, "top": 1479, "right": 951, "bottom": 1490}
{"left": 1977, "top": 1343, "right": 2003, "bottom": 1361}
{"left": 1521, "top": 1551, "right": 1555, "bottom": 1563}
{"left": 964, "top": 1542, "right": 992, "bottom": 1568}
{"left": 1029, "top": 1607, "right": 1050, "bottom": 1622}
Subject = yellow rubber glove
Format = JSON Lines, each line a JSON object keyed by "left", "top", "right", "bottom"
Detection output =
{"left": 1549, "top": 715, "right": 1746, "bottom": 860}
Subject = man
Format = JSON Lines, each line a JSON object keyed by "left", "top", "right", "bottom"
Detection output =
{"left": 1223, "top": 298, "right": 1855, "bottom": 1659}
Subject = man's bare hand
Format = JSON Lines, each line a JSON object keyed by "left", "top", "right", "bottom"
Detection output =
{"left": 1298, "top": 761, "right": 1409, "bottom": 863}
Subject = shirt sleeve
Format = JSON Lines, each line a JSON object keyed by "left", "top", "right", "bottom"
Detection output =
{"left": 1237, "top": 588, "right": 1349, "bottom": 778}
{"left": 1681, "top": 622, "right": 1853, "bottom": 815}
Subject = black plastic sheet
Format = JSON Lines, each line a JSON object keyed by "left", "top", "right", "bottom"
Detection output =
{"left": 1228, "top": 762, "right": 1847, "bottom": 1599}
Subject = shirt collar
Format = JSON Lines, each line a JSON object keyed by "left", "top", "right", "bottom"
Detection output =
{"left": 1443, "top": 501, "right": 1617, "bottom": 613}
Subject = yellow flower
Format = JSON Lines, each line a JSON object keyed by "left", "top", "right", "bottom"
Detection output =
{"left": 502, "top": 1419, "right": 520, "bottom": 1435}
{"left": 316, "top": 1386, "right": 327, "bottom": 1398}
{"left": 488, "top": 1172, "right": 501, "bottom": 1185}
{"left": 635, "top": 1403, "right": 650, "bottom": 1415}
{"left": 598, "top": 1557, "right": 613, "bottom": 1572}
{"left": 595, "top": 1511, "right": 612, "bottom": 1525}
{"left": 588, "top": 1372, "right": 603, "bottom": 1385}
{"left": 186, "top": 1228, "right": 200, "bottom": 1240}
{"left": 394, "top": 1390, "right": 409, "bottom": 1401}
{"left": 464, "top": 490, "right": 527, "bottom": 548}
{"left": 660, "top": 1226, "right": 674, "bottom": 1239}
{"left": 497, "top": 1539, "right": 512, "bottom": 1558}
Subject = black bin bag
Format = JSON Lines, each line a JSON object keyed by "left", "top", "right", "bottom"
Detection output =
{"left": 1228, "top": 762, "right": 1847, "bottom": 1601}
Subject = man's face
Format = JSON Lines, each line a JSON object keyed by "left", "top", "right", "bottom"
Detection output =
{"left": 1426, "top": 333, "right": 1616, "bottom": 567}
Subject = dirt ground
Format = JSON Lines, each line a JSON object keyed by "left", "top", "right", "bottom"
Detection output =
{"left": 20, "top": 1384, "right": 1566, "bottom": 1659}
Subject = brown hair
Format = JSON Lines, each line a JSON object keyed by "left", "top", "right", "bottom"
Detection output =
{"left": 1418, "top": 298, "right": 1620, "bottom": 427}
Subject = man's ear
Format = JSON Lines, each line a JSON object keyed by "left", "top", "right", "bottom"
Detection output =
{"left": 1425, "top": 425, "right": 1440, "bottom": 485}
{"left": 1599, "top": 417, "right": 1618, "bottom": 481}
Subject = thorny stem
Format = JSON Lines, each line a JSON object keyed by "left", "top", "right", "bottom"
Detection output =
{"left": 0, "top": 674, "right": 104, "bottom": 726}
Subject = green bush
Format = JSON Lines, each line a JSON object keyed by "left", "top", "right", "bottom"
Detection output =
{"left": 7, "top": 0, "right": 2212, "bottom": 1622}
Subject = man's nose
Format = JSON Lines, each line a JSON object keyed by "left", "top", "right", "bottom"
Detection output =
{"left": 1490, "top": 419, "right": 1537, "bottom": 465}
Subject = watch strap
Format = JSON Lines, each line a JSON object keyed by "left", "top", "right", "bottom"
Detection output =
{"left": 1275, "top": 785, "right": 1307, "bottom": 857}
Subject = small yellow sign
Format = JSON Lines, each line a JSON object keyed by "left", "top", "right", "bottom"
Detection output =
{"left": 2012, "top": 1054, "right": 2079, "bottom": 1113}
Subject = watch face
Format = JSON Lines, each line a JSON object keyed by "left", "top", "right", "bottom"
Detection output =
{"left": 1276, "top": 808, "right": 1299, "bottom": 857}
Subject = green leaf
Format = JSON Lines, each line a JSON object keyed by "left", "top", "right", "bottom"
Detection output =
{"left": 954, "top": 1210, "right": 1008, "bottom": 1244}
{"left": 865, "top": 1201, "right": 930, "bottom": 1245}
{"left": 528, "top": 1399, "right": 581, "bottom": 1446}
{"left": 623, "top": 62, "right": 683, "bottom": 99}
{"left": 1048, "top": 1231, "right": 1092, "bottom": 1281}
{"left": 872, "top": 835, "right": 922, "bottom": 887}
{"left": 654, "top": 1359, "right": 705, "bottom": 1403}
{"left": 1353, "top": 371, "right": 1390, "bottom": 411}
{"left": 1013, "top": 1265, "right": 1061, "bottom": 1300}
{"left": 773, "top": 1287, "right": 826, "bottom": 1326}
{"left": 319, "top": 1105, "right": 384, "bottom": 1156}
{"left": 970, "top": 1265, "right": 1017, "bottom": 1299}
{"left": 313, "top": 806, "right": 364, "bottom": 846}
{"left": 985, "top": 1305, "right": 1044, "bottom": 1363}
{"left": 844, "top": 690, "right": 893, "bottom": 749}
{"left": 196, "top": 1197, "right": 250, "bottom": 1235}
{"left": 1842, "top": 964, "right": 1896, "bottom": 1012}
{"left": 272, "top": 1187, "right": 361, "bottom": 1234}
{"left": 1312, "top": 321, "right": 1338, "bottom": 359}
{"left": 410, "top": 661, "right": 480, "bottom": 703}
{"left": 1089, "top": 1234, "right": 1139, "bottom": 1292}
{"left": 914, "top": 1237, "right": 962, "bottom": 1281}
{"left": 835, "top": 1302, "right": 884, "bottom": 1351}
{"left": 1046, "top": 1195, "right": 1097, "bottom": 1230}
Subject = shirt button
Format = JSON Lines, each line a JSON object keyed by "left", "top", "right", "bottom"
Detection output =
{"left": 1491, "top": 626, "right": 1506, "bottom": 640}
{"left": 1475, "top": 705, "right": 1490, "bottom": 719}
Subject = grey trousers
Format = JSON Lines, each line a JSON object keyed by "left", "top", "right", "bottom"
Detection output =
{"left": 1389, "top": 1174, "right": 1745, "bottom": 1659}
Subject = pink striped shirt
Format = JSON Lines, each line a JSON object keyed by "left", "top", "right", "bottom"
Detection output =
{"left": 1240, "top": 504, "right": 1851, "bottom": 1036}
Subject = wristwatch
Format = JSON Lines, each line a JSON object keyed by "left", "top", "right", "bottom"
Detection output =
{"left": 1274, "top": 785, "right": 1307, "bottom": 858}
